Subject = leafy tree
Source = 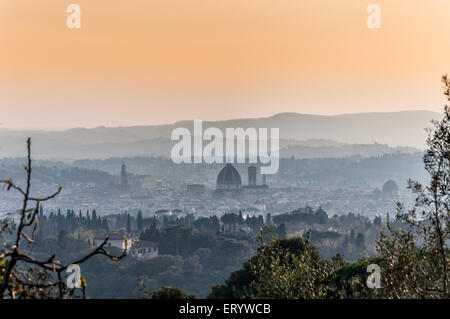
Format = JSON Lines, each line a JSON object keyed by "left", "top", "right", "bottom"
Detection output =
{"left": 137, "top": 210, "right": 144, "bottom": 233}
{"left": 126, "top": 214, "right": 131, "bottom": 233}
{"left": 57, "top": 230, "right": 68, "bottom": 249}
{"left": 92, "top": 210, "right": 97, "bottom": 229}
{"left": 326, "top": 257, "right": 377, "bottom": 299}
{"left": 208, "top": 264, "right": 255, "bottom": 299}
{"left": 376, "top": 76, "right": 450, "bottom": 298}
{"left": 209, "top": 231, "right": 334, "bottom": 299}
{"left": 150, "top": 286, "right": 197, "bottom": 299}
{"left": 276, "top": 223, "right": 287, "bottom": 238}
{"left": 220, "top": 213, "right": 235, "bottom": 233}
{"left": 0, "top": 139, "right": 126, "bottom": 299}
{"left": 355, "top": 233, "right": 365, "bottom": 250}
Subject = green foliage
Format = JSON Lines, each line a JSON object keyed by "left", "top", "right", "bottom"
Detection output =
{"left": 151, "top": 286, "right": 197, "bottom": 299}
{"left": 209, "top": 233, "right": 335, "bottom": 299}
{"left": 208, "top": 264, "right": 255, "bottom": 299}
{"left": 327, "top": 258, "right": 377, "bottom": 299}
{"left": 375, "top": 229, "right": 431, "bottom": 298}
{"left": 137, "top": 210, "right": 144, "bottom": 233}
{"left": 248, "top": 236, "right": 333, "bottom": 298}
{"left": 272, "top": 207, "right": 328, "bottom": 226}
{"left": 375, "top": 82, "right": 450, "bottom": 298}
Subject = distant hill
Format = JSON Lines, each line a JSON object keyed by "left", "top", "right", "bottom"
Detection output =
{"left": 0, "top": 110, "right": 439, "bottom": 159}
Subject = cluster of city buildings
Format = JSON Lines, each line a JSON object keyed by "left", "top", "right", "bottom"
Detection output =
{"left": 12, "top": 163, "right": 403, "bottom": 234}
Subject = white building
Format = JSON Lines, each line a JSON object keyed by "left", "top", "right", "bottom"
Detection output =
{"left": 93, "top": 232, "right": 134, "bottom": 251}
{"left": 129, "top": 240, "right": 159, "bottom": 259}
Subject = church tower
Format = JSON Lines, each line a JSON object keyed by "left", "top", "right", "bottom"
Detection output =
{"left": 121, "top": 164, "right": 128, "bottom": 192}
{"left": 248, "top": 166, "right": 257, "bottom": 187}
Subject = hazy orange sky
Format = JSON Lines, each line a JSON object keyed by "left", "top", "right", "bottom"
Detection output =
{"left": 1, "top": 0, "right": 450, "bottom": 129}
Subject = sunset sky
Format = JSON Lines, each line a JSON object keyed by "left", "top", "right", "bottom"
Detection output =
{"left": 1, "top": 0, "right": 450, "bottom": 129}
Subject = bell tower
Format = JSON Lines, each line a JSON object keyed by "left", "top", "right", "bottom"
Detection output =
{"left": 121, "top": 164, "right": 128, "bottom": 191}
{"left": 248, "top": 166, "right": 257, "bottom": 187}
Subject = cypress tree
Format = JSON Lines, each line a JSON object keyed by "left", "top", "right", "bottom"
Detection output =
{"left": 126, "top": 214, "right": 131, "bottom": 233}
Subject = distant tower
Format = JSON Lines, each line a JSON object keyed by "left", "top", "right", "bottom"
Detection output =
{"left": 248, "top": 166, "right": 257, "bottom": 187}
{"left": 121, "top": 164, "right": 128, "bottom": 191}
{"left": 262, "top": 174, "right": 266, "bottom": 186}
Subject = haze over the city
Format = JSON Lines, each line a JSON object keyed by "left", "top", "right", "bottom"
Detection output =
{"left": 2, "top": 0, "right": 450, "bottom": 129}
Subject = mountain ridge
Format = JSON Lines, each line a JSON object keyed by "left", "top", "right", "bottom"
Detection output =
{"left": 0, "top": 110, "right": 441, "bottom": 159}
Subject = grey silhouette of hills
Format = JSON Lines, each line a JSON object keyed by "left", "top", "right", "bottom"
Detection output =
{"left": 0, "top": 110, "right": 440, "bottom": 159}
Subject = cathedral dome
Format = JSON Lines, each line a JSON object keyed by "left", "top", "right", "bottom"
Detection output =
{"left": 217, "top": 164, "right": 241, "bottom": 189}
{"left": 382, "top": 180, "right": 399, "bottom": 197}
